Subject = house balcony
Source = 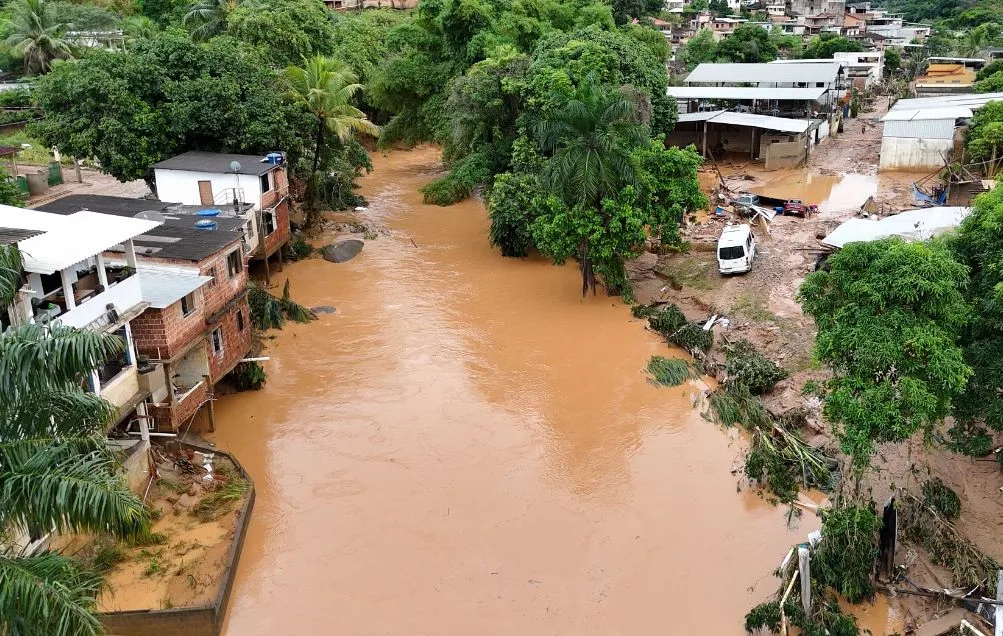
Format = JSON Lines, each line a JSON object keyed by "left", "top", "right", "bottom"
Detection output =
{"left": 52, "top": 273, "right": 144, "bottom": 330}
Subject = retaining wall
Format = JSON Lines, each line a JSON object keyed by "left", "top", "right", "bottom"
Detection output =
{"left": 99, "top": 444, "right": 255, "bottom": 636}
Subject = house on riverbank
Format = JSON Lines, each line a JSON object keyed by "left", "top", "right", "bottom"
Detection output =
{"left": 153, "top": 151, "right": 290, "bottom": 283}
{"left": 36, "top": 195, "right": 254, "bottom": 433}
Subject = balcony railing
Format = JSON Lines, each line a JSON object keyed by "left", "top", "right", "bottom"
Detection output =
{"left": 55, "top": 275, "right": 143, "bottom": 329}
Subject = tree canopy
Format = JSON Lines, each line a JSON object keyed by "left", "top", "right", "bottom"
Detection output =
{"left": 802, "top": 33, "right": 863, "bottom": 59}
{"left": 797, "top": 239, "right": 972, "bottom": 466}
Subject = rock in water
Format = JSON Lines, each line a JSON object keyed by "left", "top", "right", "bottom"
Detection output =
{"left": 323, "top": 239, "right": 364, "bottom": 263}
{"left": 311, "top": 306, "right": 337, "bottom": 314}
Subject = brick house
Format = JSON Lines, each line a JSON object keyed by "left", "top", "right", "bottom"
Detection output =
{"left": 152, "top": 151, "right": 291, "bottom": 283}
{"left": 36, "top": 195, "right": 255, "bottom": 432}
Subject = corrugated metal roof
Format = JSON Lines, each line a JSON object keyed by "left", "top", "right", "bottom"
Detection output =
{"left": 685, "top": 62, "right": 841, "bottom": 84}
{"left": 0, "top": 226, "right": 44, "bottom": 245}
{"left": 882, "top": 118, "right": 957, "bottom": 140}
{"left": 0, "top": 208, "right": 162, "bottom": 274}
{"left": 677, "top": 110, "right": 812, "bottom": 133}
{"left": 889, "top": 93, "right": 1003, "bottom": 110}
{"left": 881, "top": 106, "right": 973, "bottom": 121}
{"left": 822, "top": 207, "right": 970, "bottom": 248}
{"left": 136, "top": 268, "right": 212, "bottom": 309}
{"left": 667, "top": 86, "right": 828, "bottom": 101}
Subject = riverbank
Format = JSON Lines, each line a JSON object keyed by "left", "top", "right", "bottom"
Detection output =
{"left": 200, "top": 146, "right": 825, "bottom": 635}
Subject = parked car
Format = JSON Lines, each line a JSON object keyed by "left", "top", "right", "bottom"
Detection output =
{"left": 735, "top": 193, "right": 760, "bottom": 210}
{"left": 717, "top": 224, "right": 757, "bottom": 275}
{"left": 783, "top": 199, "right": 819, "bottom": 217}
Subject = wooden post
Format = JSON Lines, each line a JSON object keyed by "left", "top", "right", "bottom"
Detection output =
{"left": 263, "top": 251, "right": 271, "bottom": 286}
{"left": 277, "top": 243, "right": 284, "bottom": 272}
{"left": 779, "top": 569, "right": 800, "bottom": 636}
{"left": 799, "top": 547, "right": 812, "bottom": 616}
{"left": 994, "top": 570, "right": 1003, "bottom": 636}
{"left": 750, "top": 127, "right": 755, "bottom": 161}
{"left": 203, "top": 374, "right": 215, "bottom": 433}
{"left": 702, "top": 120, "right": 708, "bottom": 158}
{"left": 72, "top": 156, "right": 82, "bottom": 183}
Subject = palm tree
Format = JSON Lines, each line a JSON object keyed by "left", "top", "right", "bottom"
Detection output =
{"left": 957, "top": 25, "right": 989, "bottom": 59}
{"left": 283, "top": 55, "right": 380, "bottom": 225}
{"left": 181, "top": 0, "right": 241, "bottom": 41}
{"left": 0, "top": 245, "right": 150, "bottom": 635}
{"left": 122, "top": 15, "right": 159, "bottom": 45}
{"left": 536, "top": 76, "right": 647, "bottom": 294}
{"left": 2, "top": 0, "right": 73, "bottom": 76}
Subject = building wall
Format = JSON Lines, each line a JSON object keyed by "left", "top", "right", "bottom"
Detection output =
{"left": 102, "top": 366, "right": 141, "bottom": 411}
{"left": 764, "top": 140, "right": 807, "bottom": 169}
{"left": 206, "top": 296, "right": 253, "bottom": 382}
{"left": 879, "top": 136, "right": 953, "bottom": 170}
{"left": 199, "top": 246, "right": 248, "bottom": 318}
{"left": 131, "top": 303, "right": 205, "bottom": 361}
{"left": 882, "top": 118, "right": 956, "bottom": 140}
{"left": 154, "top": 169, "right": 266, "bottom": 209}
{"left": 261, "top": 199, "right": 291, "bottom": 258}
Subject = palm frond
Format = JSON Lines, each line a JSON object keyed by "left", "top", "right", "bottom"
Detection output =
{"left": 0, "top": 553, "right": 103, "bottom": 636}
{"left": 0, "top": 322, "right": 123, "bottom": 397}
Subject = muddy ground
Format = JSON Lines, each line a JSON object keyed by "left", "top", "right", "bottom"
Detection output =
{"left": 632, "top": 97, "right": 1003, "bottom": 634}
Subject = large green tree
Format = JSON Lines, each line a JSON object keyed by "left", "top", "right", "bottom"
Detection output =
{"left": 0, "top": 245, "right": 150, "bottom": 636}
{"left": 31, "top": 32, "right": 295, "bottom": 187}
{"left": 965, "top": 101, "right": 1003, "bottom": 174}
{"left": 181, "top": 0, "right": 240, "bottom": 40}
{"left": 797, "top": 239, "right": 972, "bottom": 466}
{"left": 283, "top": 55, "right": 380, "bottom": 223}
{"left": 533, "top": 75, "right": 647, "bottom": 297}
{"left": 634, "top": 138, "right": 707, "bottom": 248}
{"left": 949, "top": 186, "right": 1003, "bottom": 453}
{"left": 226, "top": 0, "right": 335, "bottom": 67}
{"left": 716, "top": 24, "right": 777, "bottom": 63}
{"left": 3, "top": 0, "right": 73, "bottom": 75}
{"left": 802, "top": 33, "right": 863, "bottom": 58}
{"left": 678, "top": 28, "right": 717, "bottom": 70}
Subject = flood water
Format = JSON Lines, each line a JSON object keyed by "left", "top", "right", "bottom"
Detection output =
{"left": 206, "top": 147, "right": 819, "bottom": 634}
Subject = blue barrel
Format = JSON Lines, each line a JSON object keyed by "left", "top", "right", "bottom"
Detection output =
{"left": 266, "top": 152, "right": 283, "bottom": 165}
{"left": 196, "top": 208, "right": 221, "bottom": 217}
{"left": 195, "top": 219, "right": 217, "bottom": 230}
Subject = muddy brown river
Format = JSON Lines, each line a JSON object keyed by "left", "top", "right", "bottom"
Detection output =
{"left": 207, "top": 147, "right": 823, "bottom": 634}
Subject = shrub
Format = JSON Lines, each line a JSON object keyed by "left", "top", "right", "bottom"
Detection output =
{"left": 708, "top": 384, "right": 772, "bottom": 429}
{"left": 814, "top": 504, "right": 882, "bottom": 603}
{"left": 229, "top": 361, "right": 267, "bottom": 391}
{"left": 646, "top": 356, "right": 693, "bottom": 386}
{"left": 921, "top": 477, "right": 961, "bottom": 519}
{"left": 724, "top": 338, "right": 788, "bottom": 394}
{"left": 668, "top": 322, "right": 713, "bottom": 353}
{"left": 647, "top": 304, "right": 687, "bottom": 335}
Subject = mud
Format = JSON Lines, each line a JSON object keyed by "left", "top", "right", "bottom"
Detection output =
{"left": 202, "top": 146, "right": 818, "bottom": 635}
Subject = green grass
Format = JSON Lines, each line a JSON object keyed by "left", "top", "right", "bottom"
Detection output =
{"left": 732, "top": 292, "right": 779, "bottom": 324}
{"left": 194, "top": 470, "right": 250, "bottom": 522}
{"left": 91, "top": 541, "right": 128, "bottom": 573}
{"left": 646, "top": 356, "right": 694, "bottom": 386}
{"left": 655, "top": 253, "right": 721, "bottom": 291}
{"left": 0, "top": 132, "right": 58, "bottom": 166}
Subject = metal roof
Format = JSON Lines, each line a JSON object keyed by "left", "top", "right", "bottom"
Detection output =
{"left": 677, "top": 110, "right": 812, "bottom": 133}
{"left": 0, "top": 208, "right": 161, "bottom": 274}
{"left": 685, "top": 62, "right": 841, "bottom": 84}
{"left": 0, "top": 226, "right": 44, "bottom": 245}
{"left": 881, "top": 106, "right": 974, "bottom": 121}
{"left": 153, "top": 151, "right": 280, "bottom": 176}
{"left": 667, "top": 86, "right": 828, "bottom": 101}
{"left": 822, "top": 207, "right": 970, "bottom": 248}
{"left": 888, "top": 93, "right": 1003, "bottom": 110}
{"left": 136, "top": 267, "right": 213, "bottom": 309}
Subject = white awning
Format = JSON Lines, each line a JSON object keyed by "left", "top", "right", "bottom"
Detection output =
{"left": 677, "top": 110, "right": 813, "bottom": 133}
{"left": 888, "top": 93, "right": 1003, "bottom": 111}
{"left": 881, "top": 106, "right": 974, "bottom": 121}
{"left": 0, "top": 208, "right": 161, "bottom": 274}
{"left": 667, "top": 86, "right": 828, "bottom": 101}
{"left": 136, "top": 268, "right": 213, "bottom": 309}
{"left": 822, "top": 207, "right": 971, "bottom": 248}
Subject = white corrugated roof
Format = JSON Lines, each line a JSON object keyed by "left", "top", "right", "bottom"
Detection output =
{"left": 136, "top": 267, "right": 212, "bottom": 309}
{"left": 685, "top": 62, "right": 841, "bottom": 84}
{"left": 668, "top": 86, "right": 828, "bottom": 101}
{"left": 881, "top": 106, "right": 974, "bottom": 121}
{"left": 0, "top": 208, "right": 161, "bottom": 274}
{"left": 889, "top": 93, "right": 1003, "bottom": 111}
{"left": 822, "top": 207, "right": 970, "bottom": 248}
{"left": 677, "top": 109, "right": 812, "bottom": 133}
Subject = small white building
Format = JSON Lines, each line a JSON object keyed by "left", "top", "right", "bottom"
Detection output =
{"left": 879, "top": 93, "right": 1003, "bottom": 171}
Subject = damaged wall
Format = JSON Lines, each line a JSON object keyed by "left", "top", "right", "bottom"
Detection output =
{"left": 764, "top": 141, "right": 806, "bottom": 170}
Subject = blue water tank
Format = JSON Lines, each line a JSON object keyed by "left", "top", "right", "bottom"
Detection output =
{"left": 194, "top": 219, "right": 217, "bottom": 230}
{"left": 265, "top": 152, "right": 284, "bottom": 165}
{"left": 196, "top": 208, "right": 221, "bottom": 217}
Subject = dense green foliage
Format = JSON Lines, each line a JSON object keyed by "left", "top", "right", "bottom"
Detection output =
{"left": 802, "top": 33, "right": 863, "bottom": 58}
{"left": 922, "top": 477, "right": 961, "bottom": 519}
{"left": 646, "top": 355, "right": 694, "bottom": 386}
{"left": 4, "top": 0, "right": 73, "bottom": 75}
{"left": 724, "top": 338, "right": 788, "bottom": 395}
{"left": 0, "top": 245, "right": 150, "bottom": 636}
{"left": 716, "top": 24, "right": 777, "bottom": 63}
{"left": 798, "top": 239, "right": 972, "bottom": 467}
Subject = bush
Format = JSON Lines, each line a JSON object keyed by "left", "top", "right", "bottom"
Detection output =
{"left": 421, "top": 152, "right": 489, "bottom": 206}
{"left": 487, "top": 171, "right": 544, "bottom": 257}
{"left": 647, "top": 303, "right": 687, "bottom": 335}
{"left": 814, "top": 504, "right": 882, "bottom": 603}
{"left": 287, "top": 233, "right": 312, "bottom": 261}
{"left": 922, "top": 477, "right": 961, "bottom": 519}
{"left": 724, "top": 338, "right": 788, "bottom": 394}
{"left": 229, "top": 361, "right": 267, "bottom": 391}
{"left": 708, "top": 384, "right": 772, "bottom": 429}
{"left": 646, "top": 356, "right": 693, "bottom": 386}
{"left": 668, "top": 322, "right": 713, "bottom": 353}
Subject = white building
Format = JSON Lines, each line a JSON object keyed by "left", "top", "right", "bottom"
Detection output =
{"left": 879, "top": 93, "right": 1003, "bottom": 171}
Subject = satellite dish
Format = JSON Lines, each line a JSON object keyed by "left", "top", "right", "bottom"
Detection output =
{"left": 135, "top": 210, "right": 165, "bottom": 222}
{"left": 230, "top": 161, "right": 242, "bottom": 173}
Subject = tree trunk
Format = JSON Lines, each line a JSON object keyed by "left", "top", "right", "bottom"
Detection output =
{"left": 579, "top": 239, "right": 596, "bottom": 297}
{"left": 307, "top": 119, "right": 325, "bottom": 228}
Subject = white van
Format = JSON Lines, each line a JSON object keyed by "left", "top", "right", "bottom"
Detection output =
{"left": 717, "top": 224, "right": 756, "bottom": 274}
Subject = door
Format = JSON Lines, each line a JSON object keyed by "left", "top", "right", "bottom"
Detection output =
{"left": 198, "top": 180, "right": 213, "bottom": 205}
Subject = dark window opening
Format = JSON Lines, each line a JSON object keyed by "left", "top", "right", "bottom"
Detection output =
{"left": 227, "top": 250, "right": 243, "bottom": 278}
{"left": 237, "top": 310, "right": 245, "bottom": 332}
{"left": 719, "top": 246, "right": 745, "bottom": 260}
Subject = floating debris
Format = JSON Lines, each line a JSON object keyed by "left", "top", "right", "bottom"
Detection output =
{"left": 311, "top": 306, "right": 337, "bottom": 314}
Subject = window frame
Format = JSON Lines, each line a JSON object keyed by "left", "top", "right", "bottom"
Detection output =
{"left": 211, "top": 327, "right": 224, "bottom": 356}
{"left": 226, "top": 250, "right": 243, "bottom": 278}
{"left": 180, "top": 292, "right": 197, "bottom": 317}
{"left": 236, "top": 309, "right": 245, "bottom": 332}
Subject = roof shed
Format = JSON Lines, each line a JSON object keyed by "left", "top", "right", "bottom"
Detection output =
{"left": 136, "top": 268, "right": 213, "bottom": 309}
{"left": 821, "top": 207, "right": 970, "bottom": 248}
{"left": 153, "top": 151, "right": 279, "bottom": 176}
{"left": 684, "top": 62, "right": 842, "bottom": 85}
{"left": 666, "top": 86, "right": 828, "bottom": 101}
{"left": 676, "top": 110, "right": 812, "bottom": 134}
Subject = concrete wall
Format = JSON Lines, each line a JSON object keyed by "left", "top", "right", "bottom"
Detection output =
{"left": 154, "top": 169, "right": 264, "bottom": 209}
{"left": 764, "top": 141, "right": 806, "bottom": 170}
{"left": 100, "top": 445, "right": 255, "bottom": 636}
{"left": 879, "top": 136, "right": 954, "bottom": 170}
{"left": 121, "top": 440, "right": 152, "bottom": 494}
{"left": 102, "top": 366, "right": 140, "bottom": 410}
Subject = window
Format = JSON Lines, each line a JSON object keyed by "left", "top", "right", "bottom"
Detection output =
{"left": 263, "top": 211, "right": 276, "bottom": 236}
{"left": 719, "top": 246, "right": 745, "bottom": 260}
{"left": 260, "top": 172, "right": 271, "bottom": 194}
{"left": 180, "top": 292, "right": 196, "bottom": 317}
{"left": 237, "top": 310, "right": 245, "bottom": 332}
{"left": 211, "top": 327, "right": 224, "bottom": 356}
{"left": 206, "top": 266, "right": 217, "bottom": 286}
{"left": 226, "top": 250, "right": 243, "bottom": 278}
